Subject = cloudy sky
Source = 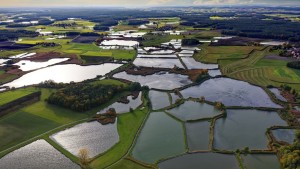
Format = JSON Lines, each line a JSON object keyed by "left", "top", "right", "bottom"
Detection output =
{"left": 1, "top": 0, "right": 299, "bottom": 7}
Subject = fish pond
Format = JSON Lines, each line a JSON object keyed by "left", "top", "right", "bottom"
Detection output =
{"left": 0, "top": 140, "right": 80, "bottom": 169}
{"left": 181, "top": 78, "right": 281, "bottom": 108}
{"left": 51, "top": 121, "right": 119, "bottom": 158}
{"left": 186, "top": 121, "right": 211, "bottom": 151}
{"left": 167, "top": 101, "right": 222, "bottom": 121}
{"left": 241, "top": 154, "right": 281, "bottom": 169}
{"left": 149, "top": 90, "right": 171, "bottom": 110}
{"left": 3, "top": 63, "right": 122, "bottom": 88}
{"left": 214, "top": 109, "right": 287, "bottom": 150}
{"left": 14, "top": 58, "right": 69, "bottom": 71}
{"left": 271, "top": 129, "right": 296, "bottom": 144}
{"left": 133, "top": 58, "right": 184, "bottom": 69}
{"left": 98, "top": 92, "right": 142, "bottom": 114}
{"left": 132, "top": 112, "right": 186, "bottom": 164}
{"left": 113, "top": 71, "right": 192, "bottom": 90}
{"left": 158, "top": 153, "right": 239, "bottom": 169}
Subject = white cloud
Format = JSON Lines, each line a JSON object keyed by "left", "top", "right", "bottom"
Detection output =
{"left": 147, "top": 0, "right": 174, "bottom": 5}
{"left": 193, "top": 0, "right": 254, "bottom": 5}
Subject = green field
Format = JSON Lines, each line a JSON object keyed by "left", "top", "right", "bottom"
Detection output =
{"left": 0, "top": 88, "right": 90, "bottom": 152}
{"left": 82, "top": 49, "right": 137, "bottom": 60}
{"left": 219, "top": 47, "right": 300, "bottom": 92}
{"left": 194, "top": 45, "right": 263, "bottom": 63}
{"left": 0, "top": 88, "right": 37, "bottom": 106}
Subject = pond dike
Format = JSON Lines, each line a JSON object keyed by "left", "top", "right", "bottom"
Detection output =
{"left": 0, "top": 91, "right": 41, "bottom": 117}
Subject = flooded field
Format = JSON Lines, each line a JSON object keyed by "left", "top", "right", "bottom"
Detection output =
{"left": 208, "top": 69, "right": 222, "bottom": 77}
{"left": 98, "top": 92, "right": 142, "bottom": 114}
{"left": 186, "top": 121, "right": 211, "bottom": 151}
{"left": 168, "top": 101, "right": 222, "bottom": 121}
{"left": 181, "top": 78, "right": 281, "bottom": 108}
{"left": 149, "top": 90, "right": 170, "bottom": 110}
{"left": 133, "top": 58, "right": 184, "bottom": 68}
{"left": 132, "top": 112, "right": 185, "bottom": 163}
{"left": 181, "top": 58, "right": 218, "bottom": 69}
{"left": 113, "top": 71, "right": 192, "bottom": 90}
{"left": 0, "top": 140, "right": 80, "bottom": 169}
{"left": 241, "top": 154, "right": 281, "bottom": 169}
{"left": 3, "top": 63, "right": 122, "bottom": 88}
{"left": 14, "top": 58, "right": 69, "bottom": 71}
{"left": 100, "top": 40, "right": 139, "bottom": 47}
{"left": 158, "top": 153, "right": 239, "bottom": 169}
{"left": 271, "top": 129, "right": 296, "bottom": 144}
{"left": 269, "top": 88, "right": 287, "bottom": 102}
{"left": 137, "top": 54, "right": 177, "bottom": 58}
{"left": 51, "top": 121, "right": 119, "bottom": 157}
{"left": 214, "top": 109, "right": 287, "bottom": 150}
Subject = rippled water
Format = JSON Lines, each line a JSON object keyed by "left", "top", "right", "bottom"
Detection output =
{"left": 214, "top": 109, "right": 287, "bottom": 150}
{"left": 0, "top": 140, "right": 80, "bottom": 169}
{"left": 113, "top": 71, "right": 192, "bottom": 90}
{"left": 158, "top": 153, "right": 239, "bottom": 169}
{"left": 168, "top": 101, "right": 221, "bottom": 121}
{"left": 98, "top": 92, "right": 142, "bottom": 114}
{"left": 3, "top": 63, "right": 122, "bottom": 88}
{"left": 132, "top": 112, "right": 185, "bottom": 163}
{"left": 51, "top": 121, "right": 119, "bottom": 158}
{"left": 181, "top": 78, "right": 281, "bottom": 108}
{"left": 133, "top": 58, "right": 184, "bottom": 68}
{"left": 186, "top": 121, "right": 211, "bottom": 151}
{"left": 272, "top": 129, "right": 296, "bottom": 144}
{"left": 149, "top": 90, "right": 170, "bottom": 110}
{"left": 14, "top": 58, "right": 69, "bottom": 71}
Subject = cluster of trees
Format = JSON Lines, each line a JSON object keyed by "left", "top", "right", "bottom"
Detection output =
{"left": 0, "top": 30, "right": 38, "bottom": 41}
{"left": 52, "top": 22, "right": 77, "bottom": 28}
{"left": 38, "top": 80, "right": 69, "bottom": 88}
{"left": 279, "top": 131, "right": 300, "bottom": 169}
{"left": 36, "top": 42, "right": 59, "bottom": 47}
{"left": 47, "top": 82, "right": 141, "bottom": 112}
{"left": 182, "top": 39, "right": 200, "bottom": 46}
{"left": 287, "top": 61, "right": 300, "bottom": 70}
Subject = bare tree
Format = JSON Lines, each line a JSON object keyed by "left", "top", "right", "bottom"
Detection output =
{"left": 78, "top": 148, "right": 90, "bottom": 167}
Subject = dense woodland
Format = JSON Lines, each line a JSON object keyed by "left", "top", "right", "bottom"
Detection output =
{"left": 47, "top": 82, "right": 142, "bottom": 112}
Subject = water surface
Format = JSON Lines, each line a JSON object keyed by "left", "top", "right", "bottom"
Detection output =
{"left": 132, "top": 112, "right": 185, "bottom": 163}
{"left": 186, "top": 121, "right": 211, "bottom": 151}
{"left": 51, "top": 121, "right": 119, "bottom": 157}
{"left": 158, "top": 153, "right": 239, "bottom": 169}
{"left": 181, "top": 78, "right": 281, "bottom": 108}
{"left": 214, "top": 109, "right": 287, "bottom": 150}
{"left": 4, "top": 63, "right": 122, "bottom": 88}
{"left": 114, "top": 71, "right": 192, "bottom": 90}
{"left": 241, "top": 154, "right": 281, "bottom": 169}
{"left": 14, "top": 58, "right": 69, "bottom": 71}
{"left": 0, "top": 140, "right": 80, "bottom": 169}
{"left": 149, "top": 90, "right": 170, "bottom": 110}
{"left": 272, "top": 129, "right": 296, "bottom": 144}
{"left": 168, "top": 101, "right": 222, "bottom": 121}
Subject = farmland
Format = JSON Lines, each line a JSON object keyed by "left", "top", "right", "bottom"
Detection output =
{"left": 0, "top": 6, "right": 299, "bottom": 169}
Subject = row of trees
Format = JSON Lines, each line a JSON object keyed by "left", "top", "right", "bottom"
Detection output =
{"left": 46, "top": 82, "right": 141, "bottom": 112}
